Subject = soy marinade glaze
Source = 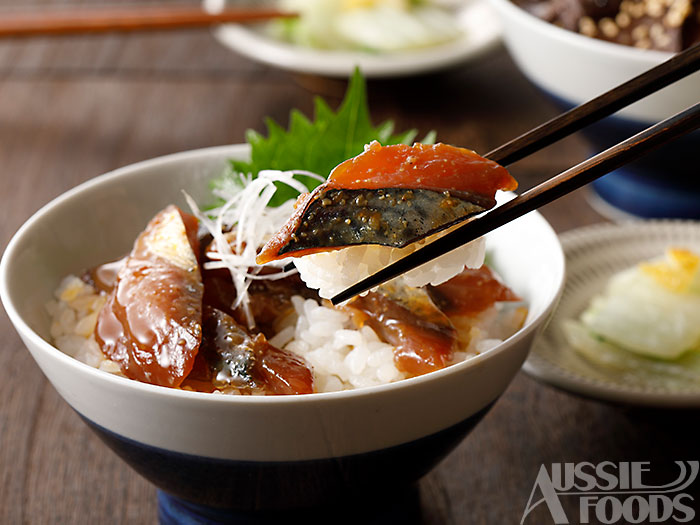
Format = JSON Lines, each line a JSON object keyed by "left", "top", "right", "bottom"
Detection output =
{"left": 91, "top": 206, "right": 314, "bottom": 394}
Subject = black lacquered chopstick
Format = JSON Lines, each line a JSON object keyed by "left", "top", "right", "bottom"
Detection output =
{"left": 331, "top": 102, "right": 700, "bottom": 305}
{"left": 485, "top": 43, "right": 700, "bottom": 166}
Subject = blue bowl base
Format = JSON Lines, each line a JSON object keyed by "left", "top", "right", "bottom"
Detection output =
{"left": 157, "top": 484, "right": 423, "bottom": 525}
{"left": 84, "top": 404, "right": 492, "bottom": 512}
{"left": 591, "top": 170, "right": 700, "bottom": 220}
{"left": 540, "top": 87, "right": 700, "bottom": 220}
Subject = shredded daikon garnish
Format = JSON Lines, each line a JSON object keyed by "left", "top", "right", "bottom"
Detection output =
{"left": 184, "top": 169, "right": 324, "bottom": 329}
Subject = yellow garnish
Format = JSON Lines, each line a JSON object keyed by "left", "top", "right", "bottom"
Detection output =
{"left": 640, "top": 248, "right": 700, "bottom": 293}
{"left": 342, "top": 0, "right": 408, "bottom": 10}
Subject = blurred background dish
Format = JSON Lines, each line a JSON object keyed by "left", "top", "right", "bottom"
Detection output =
{"left": 488, "top": 0, "right": 700, "bottom": 219}
{"left": 202, "top": 0, "right": 502, "bottom": 77}
{"left": 525, "top": 220, "right": 700, "bottom": 407}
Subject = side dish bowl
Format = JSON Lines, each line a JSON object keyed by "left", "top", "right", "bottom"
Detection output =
{"left": 488, "top": 0, "right": 700, "bottom": 219}
{"left": 0, "top": 145, "right": 564, "bottom": 515}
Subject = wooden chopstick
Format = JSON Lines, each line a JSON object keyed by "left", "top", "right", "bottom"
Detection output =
{"left": 331, "top": 101, "right": 700, "bottom": 305}
{"left": 0, "top": 5, "right": 295, "bottom": 38}
{"left": 486, "top": 43, "right": 700, "bottom": 166}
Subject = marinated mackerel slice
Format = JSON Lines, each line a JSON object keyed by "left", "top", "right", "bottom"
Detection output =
{"left": 257, "top": 142, "right": 517, "bottom": 264}
{"left": 82, "top": 256, "right": 127, "bottom": 294}
{"left": 204, "top": 268, "right": 320, "bottom": 338}
{"left": 347, "top": 281, "right": 457, "bottom": 376}
{"left": 95, "top": 206, "right": 203, "bottom": 388}
{"left": 184, "top": 306, "right": 314, "bottom": 395}
{"left": 268, "top": 187, "right": 489, "bottom": 256}
{"left": 427, "top": 266, "right": 527, "bottom": 350}
{"left": 202, "top": 236, "right": 321, "bottom": 337}
{"left": 427, "top": 266, "right": 522, "bottom": 317}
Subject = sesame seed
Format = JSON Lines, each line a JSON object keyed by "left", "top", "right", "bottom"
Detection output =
{"left": 579, "top": 16, "right": 598, "bottom": 36}
{"left": 635, "top": 37, "right": 652, "bottom": 48}
{"left": 629, "top": 3, "right": 646, "bottom": 18}
{"left": 632, "top": 24, "right": 649, "bottom": 40}
{"left": 649, "top": 22, "right": 665, "bottom": 40}
{"left": 656, "top": 32, "right": 672, "bottom": 47}
{"left": 664, "top": 10, "right": 684, "bottom": 26}
{"left": 616, "top": 12, "right": 631, "bottom": 28}
{"left": 599, "top": 17, "right": 620, "bottom": 38}
{"left": 646, "top": 0, "right": 664, "bottom": 18}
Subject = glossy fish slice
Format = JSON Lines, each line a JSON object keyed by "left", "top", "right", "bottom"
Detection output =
{"left": 427, "top": 266, "right": 527, "bottom": 350}
{"left": 348, "top": 280, "right": 457, "bottom": 376}
{"left": 257, "top": 142, "right": 516, "bottom": 264}
{"left": 426, "top": 266, "right": 522, "bottom": 317}
{"left": 202, "top": 236, "right": 321, "bottom": 337}
{"left": 185, "top": 306, "right": 314, "bottom": 395}
{"left": 95, "top": 206, "right": 203, "bottom": 388}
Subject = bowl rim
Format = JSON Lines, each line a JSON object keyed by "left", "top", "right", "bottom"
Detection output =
{"left": 487, "top": 0, "right": 674, "bottom": 64}
{"left": 0, "top": 144, "right": 566, "bottom": 406}
{"left": 202, "top": 0, "right": 502, "bottom": 78}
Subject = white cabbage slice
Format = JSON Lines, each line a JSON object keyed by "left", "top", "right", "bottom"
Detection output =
{"left": 274, "top": 0, "right": 462, "bottom": 51}
{"left": 335, "top": 6, "right": 462, "bottom": 51}
{"left": 579, "top": 267, "right": 700, "bottom": 360}
{"left": 563, "top": 320, "right": 700, "bottom": 388}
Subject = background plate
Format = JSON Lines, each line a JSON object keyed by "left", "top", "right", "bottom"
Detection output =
{"left": 524, "top": 221, "right": 700, "bottom": 407}
{"left": 203, "top": 0, "right": 501, "bottom": 77}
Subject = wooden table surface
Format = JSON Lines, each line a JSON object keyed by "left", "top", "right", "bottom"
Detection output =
{"left": 1, "top": 1, "right": 698, "bottom": 524}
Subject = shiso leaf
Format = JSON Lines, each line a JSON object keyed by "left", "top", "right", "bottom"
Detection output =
{"left": 216, "top": 68, "right": 429, "bottom": 207}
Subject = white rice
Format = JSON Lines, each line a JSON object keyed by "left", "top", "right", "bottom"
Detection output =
{"left": 294, "top": 229, "right": 486, "bottom": 300}
{"left": 47, "top": 276, "right": 123, "bottom": 375}
{"left": 47, "top": 275, "right": 518, "bottom": 394}
{"left": 276, "top": 296, "right": 408, "bottom": 391}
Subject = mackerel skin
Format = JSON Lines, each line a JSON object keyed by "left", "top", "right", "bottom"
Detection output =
{"left": 257, "top": 142, "right": 516, "bottom": 264}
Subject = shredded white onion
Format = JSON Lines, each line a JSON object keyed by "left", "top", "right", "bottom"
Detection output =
{"left": 184, "top": 169, "right": 324, "bottom": 329}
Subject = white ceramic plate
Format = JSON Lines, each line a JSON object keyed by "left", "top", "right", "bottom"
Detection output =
{"left": 202, "top": 0, "right": 501, "bottom": 77}
{"left": 524, "top": 221, "right": 700, "bottom": 407}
